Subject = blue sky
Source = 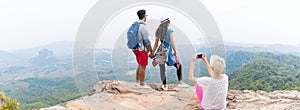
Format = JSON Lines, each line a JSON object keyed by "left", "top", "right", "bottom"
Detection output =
{"left": 0, "top": 0, "right": 300, "bottom": 51}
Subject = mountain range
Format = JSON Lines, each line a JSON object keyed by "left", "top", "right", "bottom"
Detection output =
{"left": 0, "top": 41, "right": 300, "bottom": 109}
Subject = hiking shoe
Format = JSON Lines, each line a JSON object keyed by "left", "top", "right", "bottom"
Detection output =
{"left": 178, "top": 82, "right": 190, "bottom": 88}
{"left": 161, "top": 85, "right": 168, "bottom": 91}
{"left": 134, "top": 82, "right": 140, "bottom": 87}
{"left": 138, "top": 84, "right": 151, "bottom": 89}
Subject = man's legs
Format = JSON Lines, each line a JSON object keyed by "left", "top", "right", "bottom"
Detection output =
{"left": 133, "top": 50, "right": 150, "bottom": 88}
{"left": 136, "top": 66, "right": 140, "bottom": 83}
{"left": 139, "top": 65, "right": 146, "bottom": 86}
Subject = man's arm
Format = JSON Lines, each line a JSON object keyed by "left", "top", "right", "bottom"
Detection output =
{"left": 189, "top": 54, "right": 197, "bottom": 83}
{"left": 140, "top": 25, "right": 154, "bottom": 58}
{"left": 143, "top": 39, "right": 153, "bottom": 57}
{"left": 146, "top": 44, "right": 153, "bottom": 55}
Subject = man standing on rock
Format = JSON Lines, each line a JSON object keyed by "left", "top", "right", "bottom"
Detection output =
{"left": 131, "top": 9, "right": 154, "bottom": 89}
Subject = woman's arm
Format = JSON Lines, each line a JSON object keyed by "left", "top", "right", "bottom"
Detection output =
{"left": 169, "top": 32, "right": 177, "bottom": 56}
{"left": 188, "top": 54, "right": 197, "bottom": 83}
{"left": 202, "top": 54, "right": 215, "bottom": 77}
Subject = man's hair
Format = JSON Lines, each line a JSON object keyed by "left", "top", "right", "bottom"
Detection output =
{"left": 137, "top": 9, "right": 146, "bottom": 19}
{"left": 210, "top": 55, "right": 226, "bottom": 74}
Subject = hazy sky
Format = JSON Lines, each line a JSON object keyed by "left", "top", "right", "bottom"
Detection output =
{"left": 1, "top": 0, "right": 300, "bottom": 51}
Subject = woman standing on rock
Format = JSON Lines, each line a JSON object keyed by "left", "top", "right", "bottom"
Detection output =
{"left": 188, "top": 53, "right": 228, "bottom": 109}
{"left": 152, "top": 17, "right": 190, "bottom": 91}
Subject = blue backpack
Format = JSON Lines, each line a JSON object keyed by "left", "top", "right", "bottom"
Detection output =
{"left": 127, "top": 21, "right": 145, "bottom": 49}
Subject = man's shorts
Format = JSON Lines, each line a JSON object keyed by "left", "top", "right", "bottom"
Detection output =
{"left": 133, "top": 50, "right": 148, "bottom": 66}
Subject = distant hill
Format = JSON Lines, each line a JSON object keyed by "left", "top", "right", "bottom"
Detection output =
{"left": 32, "top": 48, "right": 57, "bottom": 65}
{"left": 12, "top": 41, "right": 73, "bottom": 60}
{"left": 0, "top": 50, "right": 23, "bottom": 65}
{"left": 224, "top": 42, "right": 300, "bottom": 56}
{"left": 229, "top": 52, "right": 300, "bottom": 91}
{"left": 0, "top": 41, "right": 73, "bottom": 68}
{"left": 225, "top": 51, "right": 259, "bottom": 72}
{"left": 0, "top": 50, "right": 13, "bottom": 63}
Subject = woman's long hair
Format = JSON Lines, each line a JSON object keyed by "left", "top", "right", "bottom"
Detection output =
{"left": 156, "top": 19, "right": 170, "bottom": 41}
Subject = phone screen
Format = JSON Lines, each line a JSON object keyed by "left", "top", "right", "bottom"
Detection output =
{"left": 197, "top": 54, "right": 202, "bottom": 58}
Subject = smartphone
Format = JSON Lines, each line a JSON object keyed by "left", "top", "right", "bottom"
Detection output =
{"left": 197, "top": 54, "right": 203, "bottom": 58}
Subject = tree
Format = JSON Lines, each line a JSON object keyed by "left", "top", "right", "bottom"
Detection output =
{"left": 0, "top": 92, "right": 19, "bottom": 110}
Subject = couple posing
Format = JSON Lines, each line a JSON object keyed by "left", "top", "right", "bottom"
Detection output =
{"left": 131, "top": 9, "right": 190, "bottom": 90}
{"left": 129, "top": 9, "right": 229, "bottom": 109}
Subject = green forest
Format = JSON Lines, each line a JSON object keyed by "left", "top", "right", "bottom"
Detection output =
{"left": 229, "top": 52, "right": 300, "bottom": 91}
{"left": 5, "top": 77, "right": 81, "bottom": 110}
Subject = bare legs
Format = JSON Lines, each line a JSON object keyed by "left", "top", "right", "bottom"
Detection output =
{"left": 136, "top": 65, "right": 146, "bottom": 86}
{"left": 136, "top": 66, "right": 139, "bottom": 83}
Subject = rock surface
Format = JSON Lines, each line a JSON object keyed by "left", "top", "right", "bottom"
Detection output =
{"left": 39, "top": 80, "right": 300, "bottom": 110}
{"left": 226, "top": 90, "right": 300, "bottom": 110}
